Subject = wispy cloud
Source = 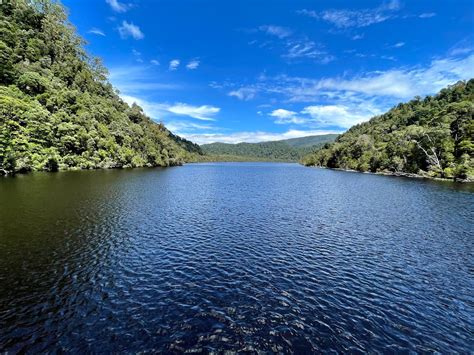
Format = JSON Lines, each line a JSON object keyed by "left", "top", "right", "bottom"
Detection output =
{"left": 448, "top": 39, "right": 474, "bottom": 57}
{"left": 352, "top": 34, "right": 364, "bottom": 40}
{"left": 259, "top": 25, "right": 292, "bottom": 39}
{"left": 186, "top": 60, "right": 200, "bottom": 70}
{"left": 109, "top": 66, "right": 181, "bottom": 94}
{"left": 391, "top": 41, "right": 405, "bottom": 48}
{"left": 169, "top": 59, "right": 180, "bottom": 71}
{"left": 283, "top": 39, "right": 334, "bottom": 63}
{"left": 167, "top": 103, "right": 220, "bottom": 121}
{"left": 120, "top": 95, "right": 220, "bottom": 122}
{"left": 88, "top": 28, "right": 105, "bottom": 36}
{"left": 419, "top": 12, "right": 436, "bottom": 18}
{"left": 228, "top": 88, "right": 257, "bottom": 101}
{"left": 230, "top": 54, "right": 474, "bottom": 102}
{"left": 150, "top": 59, "right": 160, "bottom": 65}
{"left": 221, "top": 53, "right": 474, "bottom": 129}
{"left": 252, "top": 25, "right": 333, "bottom": 63}
{"left": 165, "top": 121, "right": 217, "bottom": 134}
{"left": 118, "top": 21, "right": 144, "bottom": 40}
{"left": 106, "top": 0, "right": 131, "bottom": 13}
{"left": 296, "top": 9, "right": 318, "bottom": 19}
{"left": 132, "top": 49, "right": 142, "bottom": 63}
{"left": 298, "top": 0, "right": 401, "bottom": 28}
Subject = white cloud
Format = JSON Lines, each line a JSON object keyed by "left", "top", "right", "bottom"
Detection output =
{"left": 296, "top": 9, "right": 318, "bottom": 19}
{"left": 120, "top": 95, "right": 220, "bottom": 122}
{"left": 419, "top": 12, "right": 436, "bottom": 18}
{"left": 259, "top": 25, "right": 292, "bottom": 39}
{"left": 449, "top": 47, "right": 473, "bottom": 56}
{"left": 301, "top": 103, "right": 381, "bottom": 128}
{"left": 220, "top": 53, "right": 473, "bottom": 130}
{"left": 106, "top": 0, "right": 130, "bottom": 13}
{"left": 313, "top": 54, "right": 474, "bottom": 99}
{"left": 108, "top": 66, "right": 181, "bottom": 94}
{"left": 238, "top": 53, "right": 474, "bottom": 102}
{"left": 392, "top": 41, "right": 405, "bottom": 48}
{"left": 88, "top": 28, "right": 105, "bottom": 36}
{"left": 186, "top": 60, "right": 200, "bottom": 70}
{"left": 167, "top": 103, "right": 220, "bottom": 121}
{"left": 298, "top": 0, "right": 400, "bottom": 28}
{"left": 185, "top": 129, "right": 341, "bottom": 145}
{"left": 283, "top": 39, "right": 334, "bottom": 63}
{"left": 118, "top": 21, "right": 144, "bottom": 40}
{"left": 169, "top": 59, "right": 180, "bottom": 71}
{"left": 165, "top": 121, "right": 217, "bottom": 134}
{"left": 254, "top": 25, "right": 333, "bottom": 63}
{"left": 266, "top": 103, "right": 381, "bottom": 128}
{"left": 269, "top": 109, "right": 307, "bottom": 124}
{"left": 352, "top": 34, "right": 364, "bottom": 40}
{"left": 448, "top": 40, "right": 474, "bottom": 57}
{"left": 150, "top": 59, "right": 160, "bottom": 65}
{"left": 228, "top": 88, "right": 257, "bottom": 101}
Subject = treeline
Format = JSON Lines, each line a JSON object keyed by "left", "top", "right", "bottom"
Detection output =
{"left": 0, "top": 0, "right": 199, "bottom": 175}
{"left": 201, "top": 134, "right": 337, "bottom": 161}
{"left": 302, "top": 80, "right": 474, "bottom": 181}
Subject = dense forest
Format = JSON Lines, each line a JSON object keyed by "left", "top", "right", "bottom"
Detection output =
{"left": 0, "top": 0, "right": 200, "bottom": 175}
{"left": 201, "top": 134, "right": 337, "bottom": 161}
{"left": 302, "top": 80, "right": 474, "bottom": 181}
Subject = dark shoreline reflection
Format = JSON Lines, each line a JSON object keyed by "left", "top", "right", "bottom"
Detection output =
{"left": 1, "top": 163, "right": 473, "bottom": 352}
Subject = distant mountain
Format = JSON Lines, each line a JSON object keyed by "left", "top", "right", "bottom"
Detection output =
{"left": 302, "top": 80, "right": 474, "bottom": 181}
{"left": 279, "top": 134, "right": 339, "bottom": 148}
{"left": 200, "top": 134, "right": 338, "bottom": 161}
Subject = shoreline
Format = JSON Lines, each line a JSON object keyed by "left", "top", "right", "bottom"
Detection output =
{"left": 305, "top": 165, "right": 474, "bottom": 183}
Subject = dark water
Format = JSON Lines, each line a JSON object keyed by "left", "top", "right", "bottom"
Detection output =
{"left": 1, "top": 163, "right": 473, "bottom": 353}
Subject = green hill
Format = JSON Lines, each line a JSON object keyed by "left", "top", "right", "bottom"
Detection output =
{"left": 302, "top": 80, "right": 474, "bottom": 181}
{"left": 0, "top": 0, "right": 200, "bottom": 175}
{"left": 279, "top": 134, "right": 339, "bottom": 148}
{"left": 200, "top": 134, "right": 338, "bottom": 161}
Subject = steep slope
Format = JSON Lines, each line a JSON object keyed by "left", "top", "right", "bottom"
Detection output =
{"left": 302, "top": 80, "right": 474, "bottom": 181}
{"left": 201, "top": 134, "right": 338, "bottom": 161}
{"left": 0, "top": 0, "right": 199, "bottom": 175}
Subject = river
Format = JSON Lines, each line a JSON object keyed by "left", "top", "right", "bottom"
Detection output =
{"left": 0, "top": 163, "right": 473, "bottom": 352}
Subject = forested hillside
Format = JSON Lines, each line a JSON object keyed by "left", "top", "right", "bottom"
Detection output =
{"left": 279, "top": 134, "right": 339, "bottom": 148}
{"left": 302, "top": 80, "right": 474, "bottom": 181}
{"left": 201, "top": 134, "right": 337, "bottom": 161}
{"left": 0, "top": 0, "right": 199, "bottom": 175}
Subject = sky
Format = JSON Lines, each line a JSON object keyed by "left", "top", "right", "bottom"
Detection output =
{"left": 62, "top": 0, "right": 474, "bottom": 144}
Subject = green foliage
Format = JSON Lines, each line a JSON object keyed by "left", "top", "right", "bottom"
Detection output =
{"left": 0, "top": 0, "right": 199, "bottom": 175}
{"left": 278, "top": 134, "right": 339, "bottom": 148}
{"left": 302, "top": 80, "right": 474, "bottom": 181}
{"left": 201, "top": 134, "right": 338, "bottom": 161}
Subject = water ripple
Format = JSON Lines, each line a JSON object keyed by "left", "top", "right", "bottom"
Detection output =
{"left": 0, "top": 163, "right": 473, "bottom": 352}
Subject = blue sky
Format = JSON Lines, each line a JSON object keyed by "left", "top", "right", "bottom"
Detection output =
{"left": 62, "top": 0, "right": 474, "bottom": 144}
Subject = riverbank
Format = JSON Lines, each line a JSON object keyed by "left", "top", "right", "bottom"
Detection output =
{"left": 305, "top": 165, "right": 474, "bottom": 183}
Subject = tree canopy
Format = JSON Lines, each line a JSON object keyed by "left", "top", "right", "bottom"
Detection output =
{"left": 0, "top": 0, "right": 200, "bottom": 175}
{"left": 302, "top": 80, "right": 474, "bottom": 181}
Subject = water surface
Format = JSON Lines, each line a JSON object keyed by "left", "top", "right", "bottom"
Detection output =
{"left": 0, "top": 163, "right": 473, "bottom": 352}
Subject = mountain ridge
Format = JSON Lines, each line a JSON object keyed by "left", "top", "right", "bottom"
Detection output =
{"left": 200, "top": 134, "right": 338, "bottom": 161}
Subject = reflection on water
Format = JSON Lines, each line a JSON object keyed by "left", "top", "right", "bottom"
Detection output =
{"left": 0, "top": 163, "right": 473, "bottom": 352}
